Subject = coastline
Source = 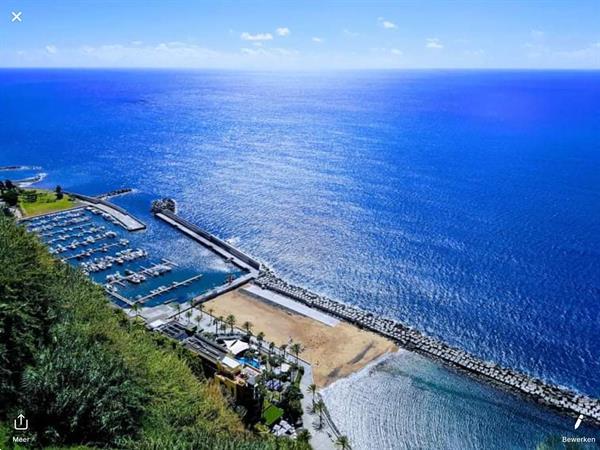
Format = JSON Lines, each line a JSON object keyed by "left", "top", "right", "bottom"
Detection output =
{"left": 204, "top": 287, "right": 398, "bottom": 388}
{"left": 147, "top": 205, "right": 600, "bottom": 428}
{"left": 320, "top": 349, "right": 401, "bottom": 393}
{"left": 254, "top": 269, "right": 600, "bottom": 427}
{"left": 17, "top": 195, "right": 600, "bottom": 436}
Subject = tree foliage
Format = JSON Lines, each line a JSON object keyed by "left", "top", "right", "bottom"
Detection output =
{"left": 22, "top": 330, "right": 146, "bottom": 446}
{"left": 0, "top": 215, "right": 58, "bottom": 409}
{"left": 0, "top": 216, "right": 311, "bottom": 449}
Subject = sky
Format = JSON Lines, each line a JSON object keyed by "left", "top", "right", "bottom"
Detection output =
{"left": 1, "top": 0, "right": 599, "bottom": 69}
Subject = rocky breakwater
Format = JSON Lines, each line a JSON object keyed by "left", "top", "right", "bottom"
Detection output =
{"left": 151, "top": 198, "right": 177, "bottom": 214}
{"left": 255, "top": 268, "right": 600, "bottom": 426}
{"left": 97, "top": 188, "right": 134, "bottom": 200}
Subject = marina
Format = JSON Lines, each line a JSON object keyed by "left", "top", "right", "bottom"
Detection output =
{"left": 63, "top": 241, "right": 129, "bottom": 261}
{"left": 130, "top": 274, "right": 204, "bottom": 305}
{"left": 21, "top": 199, "right": 245, "bottom": 311}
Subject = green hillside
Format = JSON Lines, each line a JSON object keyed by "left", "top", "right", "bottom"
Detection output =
{"left": 0, "top": 215, "right": 310, "bottom": 450}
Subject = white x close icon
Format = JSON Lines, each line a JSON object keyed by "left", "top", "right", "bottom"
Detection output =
{"left": 11, "top": 11, "right": 23, "bottom": 22}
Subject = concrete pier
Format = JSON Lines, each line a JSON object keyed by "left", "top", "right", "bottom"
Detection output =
{"left": 137, "top": 274, "right": 203, "bottom": 304}
{"left": 154, "top": 210, "right": 261, "bottom": 275}
{"left": 177, "top": 272, "right": 256, "bottom": 315}
{"left": 255, "top": 269, "right": 600, "bottom": 427}
{"left": 69, "top": 193, "right": 146, "bottom": 231}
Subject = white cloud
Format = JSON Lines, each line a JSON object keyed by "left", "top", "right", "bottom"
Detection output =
{"left": 276, "top": 27, "right": 290, "bottom": 37}
{"left": 240, "top": 47, "right": 298, "bottom": 57}
{"left": 45, "top": 45, "right": 57, "bottom": 54}
{"left": 240, "top": 32, "right": 273, "bottom": 41}
{"left": 390, "top": 48, "right": 403, "bottom": 55}
{"left": 312, "top": 37, "right": 323, "bottom": 43}
{"left": 131, "top": 40, "right": 143, "bottom": 46}
{"left": 378, "top": 17, "right": 397, "bottom": 29}
{"left": 343, "top": 29, "right": 359, "bottom": 37}
{"left": 426, "top": 38, "right": 444, "bottom": 49}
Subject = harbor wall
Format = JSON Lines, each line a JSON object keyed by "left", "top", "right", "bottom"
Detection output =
{"left": 255, "top": 270, "right": 600, "bottom": 427}
{"left": 156, "top": 210, "right": 261, "bottom": 271}
{"left": 69, "top": 193, "right": 146, "bottom": 231}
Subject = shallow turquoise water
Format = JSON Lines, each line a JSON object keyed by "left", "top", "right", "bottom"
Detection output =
{"left": 322, "top": 351, "right": 599, "bottom": 450}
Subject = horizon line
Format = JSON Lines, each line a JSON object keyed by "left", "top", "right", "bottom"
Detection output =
{"left": 1, "top": 66, "right": 600, "bottom": 72}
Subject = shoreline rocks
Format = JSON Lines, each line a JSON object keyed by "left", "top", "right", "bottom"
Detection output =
{"left": 255, "top": 268, "right": 600, "bottom": 427}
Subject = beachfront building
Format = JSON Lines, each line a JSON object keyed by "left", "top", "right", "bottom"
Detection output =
{"left": 148, "top": 311, "right": 306, "bottom": 432}
{"left": 151, "top": 319, "right": 264, "bottom": 421}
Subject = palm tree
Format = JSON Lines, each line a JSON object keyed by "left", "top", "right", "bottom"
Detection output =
{"left": 131, "top": 303, "right": 141, "bottom": 318}
{"left": 290, "top": 342, "right": 302, "bottom": 364}
{"left": 185, "top": 309, "right": 193, "bottom": 324}
{"left": 225, "top": 314, "right": 236, "bottom": 333}
{"left": 279, "top": 343, "right": 288, "bottom": 360}
{"left": 256, "top": 331, "right": 265, "bottom": 350}
{"left": 307, "top": 383, "right": 317, "bottom": 410}
{"left": 297, "top": 429, "right": 311, "bottom": 444}
{"left": 208, "top": 307, "right": 214, "bottom": 318}
{"left": 195, "top": 314, "right": 202, "bottom": 331}
{"left": 216, "top": 315, "right": 224, "bottom": 334}
{"left": 197, "top": 303, "right": 204, "bottom": 320}
{"left": 268, "top": 341, "right": 275, "bottom": 356}
{"left": 314, "top": 400, "right": 325, "bottom": 429}
{"left": 335, "top": 435, "right": 350, "bottom": 450}
{"left": 174, "top": 303, "right": 181, "bottom": 319}
{"left": 242, "top": 320, "right": 253, "bottom": 336}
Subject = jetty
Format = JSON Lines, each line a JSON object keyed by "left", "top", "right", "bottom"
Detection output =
{"left": 15, "top": 173, "right": 46, "bottom": 187}
{"left": 255, "top": 269, "right": 600, "bottom": 427}
{"left": 134, "top": 274, "right": 204, "bottom": 305}
{"left": 63, "top": 241, "right": 127, "bottom": 261}
{"left": 184, "top": 271, "right": 257, "bottom": 310}
{"left": 153, "top": 209, "right": 261, "bottom": 276}
{"left": 69, "top": 193, "right": 146, "bottom": 231}
{"left": 96, "top": 188, "right": 134, "bottom": 200}
{"left": 0, "top": 165, "right": 41, "bottom": 171}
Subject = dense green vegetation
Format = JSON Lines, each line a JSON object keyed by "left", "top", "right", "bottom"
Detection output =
{"left": 0, "top": 216, "right": 310, "bottom": 449}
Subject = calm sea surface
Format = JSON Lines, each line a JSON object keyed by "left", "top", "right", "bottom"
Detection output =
{"left": 1, "top": 70, "right": 599, "bottom": 449}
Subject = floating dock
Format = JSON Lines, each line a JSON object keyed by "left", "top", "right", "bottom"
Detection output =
{"left": 136, "top": 274, "right": 204, "bottom": 305}
{"left": 255, "top": 269, "right": 600, "bottom": 427}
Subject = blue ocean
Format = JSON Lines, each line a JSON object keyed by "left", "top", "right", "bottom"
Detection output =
{"left": 1, "top": 69, "right": 599, "bottom": 449}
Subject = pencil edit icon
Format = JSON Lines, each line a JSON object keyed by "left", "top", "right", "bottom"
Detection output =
{"left": 574, "top": 414, "right": 584, "bottom": 430}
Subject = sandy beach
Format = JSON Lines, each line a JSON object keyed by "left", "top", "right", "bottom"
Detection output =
{"left": 205, "top": 287, "right": 397, "bottom": 387}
